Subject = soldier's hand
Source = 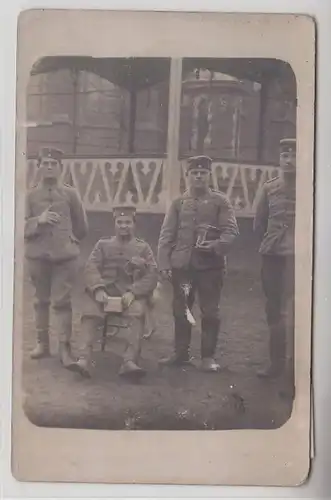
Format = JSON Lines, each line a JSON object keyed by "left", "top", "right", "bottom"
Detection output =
{"left": 197, "top": 240, "right": 218, "bottom": 252}
{"left": 131, "top": 256, "right": 146, "bottom": 268}
{"left": 38, "top": 209, "right": 60, "bottom": 226}
{"left": 95, "top": 289, "right": 109, "bottom": 304}
{"left": 122, "top": 291, "right": 135, "bottom": 309}
{"left": 160, "top": 270, "right": 172, "bottom": 281}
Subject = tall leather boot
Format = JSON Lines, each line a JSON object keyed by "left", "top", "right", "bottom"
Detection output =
{"left": 200, "top": 318, "right": 221, "bottom": 372}
{"left": 59, "top": 341, "right": 77, "bottom": 369}
{"left": 53, "top": 305, "right": 76, "bottom": 368}
{"left": 258, "top": 322, "right": 286, "bottom": 378}
{"left": 30, "top": 302, "right": 50, "bottom": 359}
{"left": 30, "top": 329, "right": 50, "bottom": 359}
{"left": 159, "top": 317, "right": 192, "bottom": 366}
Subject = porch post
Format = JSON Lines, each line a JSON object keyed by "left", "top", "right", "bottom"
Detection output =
{"left": 128, "top": 90, "right": 137, "bottom": 153}
{"left": 257, "top": 76, "right": 269, "bottom": 163}
{"left": 71, "top": 68, "right": 80, "bottom": 155}
{"left": 165, "top": 58, "right": 183, "bottom": 210}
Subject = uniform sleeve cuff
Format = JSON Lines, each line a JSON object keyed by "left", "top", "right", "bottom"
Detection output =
{"left": 89, "top": 284, "right": 106, "bottom": 295}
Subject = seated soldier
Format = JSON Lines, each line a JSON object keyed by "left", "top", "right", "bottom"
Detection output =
{"left": 71, "top": 205, "right": 158, "bottom": 381}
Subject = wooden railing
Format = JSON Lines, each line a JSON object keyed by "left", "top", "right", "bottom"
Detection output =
{"left": 27, "top": 157, "right": 281, "bottom": 217}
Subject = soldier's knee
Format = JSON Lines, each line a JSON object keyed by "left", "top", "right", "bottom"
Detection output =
{"left": 201, "top": 305, "right": 221, "bottom": 321}
{"left": 172, "top": 298, "right": 186, "bottom": 318}
{"left": 81, "top": 315, "right": 102, "bottom": 327}
{"left": 53, "top": 299, "right": 72, "bottom": 311}
{"left": 34, "top": 298, "right": 50, "bottom": 309}
{"left": 265, "top": 302, "right": 281, "bottom": 323}
{"left": 174, "top": 314, "right": 190, "bottom": 325}
{"left": 125, "top": 300, "right": 145, "bottom": 318}
{"left": 202, "top": 314, "right": 221, "bottom": 323}
{"left": 80, "top": 315, "right": 102, "bottom": 344}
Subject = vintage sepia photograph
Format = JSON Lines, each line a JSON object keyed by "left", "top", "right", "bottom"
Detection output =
{"left": 22, "top": 54, "right": 297, "bottom": 431}
{"left": 12, "top": 10, "right": 314, "bottom": 486}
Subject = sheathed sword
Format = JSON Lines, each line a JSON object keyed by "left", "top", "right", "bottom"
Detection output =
{"left": 181, "top": 282, "right": 196, "bottom": 326}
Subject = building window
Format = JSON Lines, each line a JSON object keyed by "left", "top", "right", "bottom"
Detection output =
{"left": 26, "top": 69, "right": 169, "bottom": 157}
{"left": 26, "top": 70, "right": 76, "bottom": 156}
{"left": 179, "top": 70, "right": 262, "bottom": 163}
{"left": 261, "top": 89, "right": 296, "bottom": 164}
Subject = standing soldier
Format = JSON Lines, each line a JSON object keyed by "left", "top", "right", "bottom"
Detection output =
{"left": 254, "top": 138, "right": 296, "bottom": 379}
{"left": 157, "top": 155, "right": 239, "bottom": 372}
{"left": 71, "top": 205, "right": 158, "bottom": 381}
{"left": 25, "top": 147, "right": 88, "bottom": 367}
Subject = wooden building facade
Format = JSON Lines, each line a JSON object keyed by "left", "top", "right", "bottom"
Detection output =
{"left": 26, "top": 57, "right": 296, "bottom": 217}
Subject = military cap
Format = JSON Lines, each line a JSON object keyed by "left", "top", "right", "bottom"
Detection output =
{"left": 280, "top": 138, "right": 296, "bottom": 153}
{"left": 186, "top": 155, "right": 213, "bottom": 172}
{"left": 112, "top": 204, "right": 137, "bottom": 219}
{"left": 38, "top": 147, "right": 64, "bottom": 162}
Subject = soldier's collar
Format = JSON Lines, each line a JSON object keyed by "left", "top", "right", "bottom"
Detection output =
{"left": 114, "top": 235, "right": 135, "bottom": 244}
{"left": 185, "top": 187, "right": 212, "bottom": 198}
{"left": 41, "top": 178, "right": 61, "bottom": 187}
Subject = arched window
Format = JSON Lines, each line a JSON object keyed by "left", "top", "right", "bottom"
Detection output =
{"left": 179, "top": 70, "right": 262, "bottom": 163}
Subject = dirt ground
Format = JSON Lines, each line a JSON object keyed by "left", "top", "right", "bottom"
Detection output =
{"left": 21, "top": 215, "right": 294, "bottom": 430}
